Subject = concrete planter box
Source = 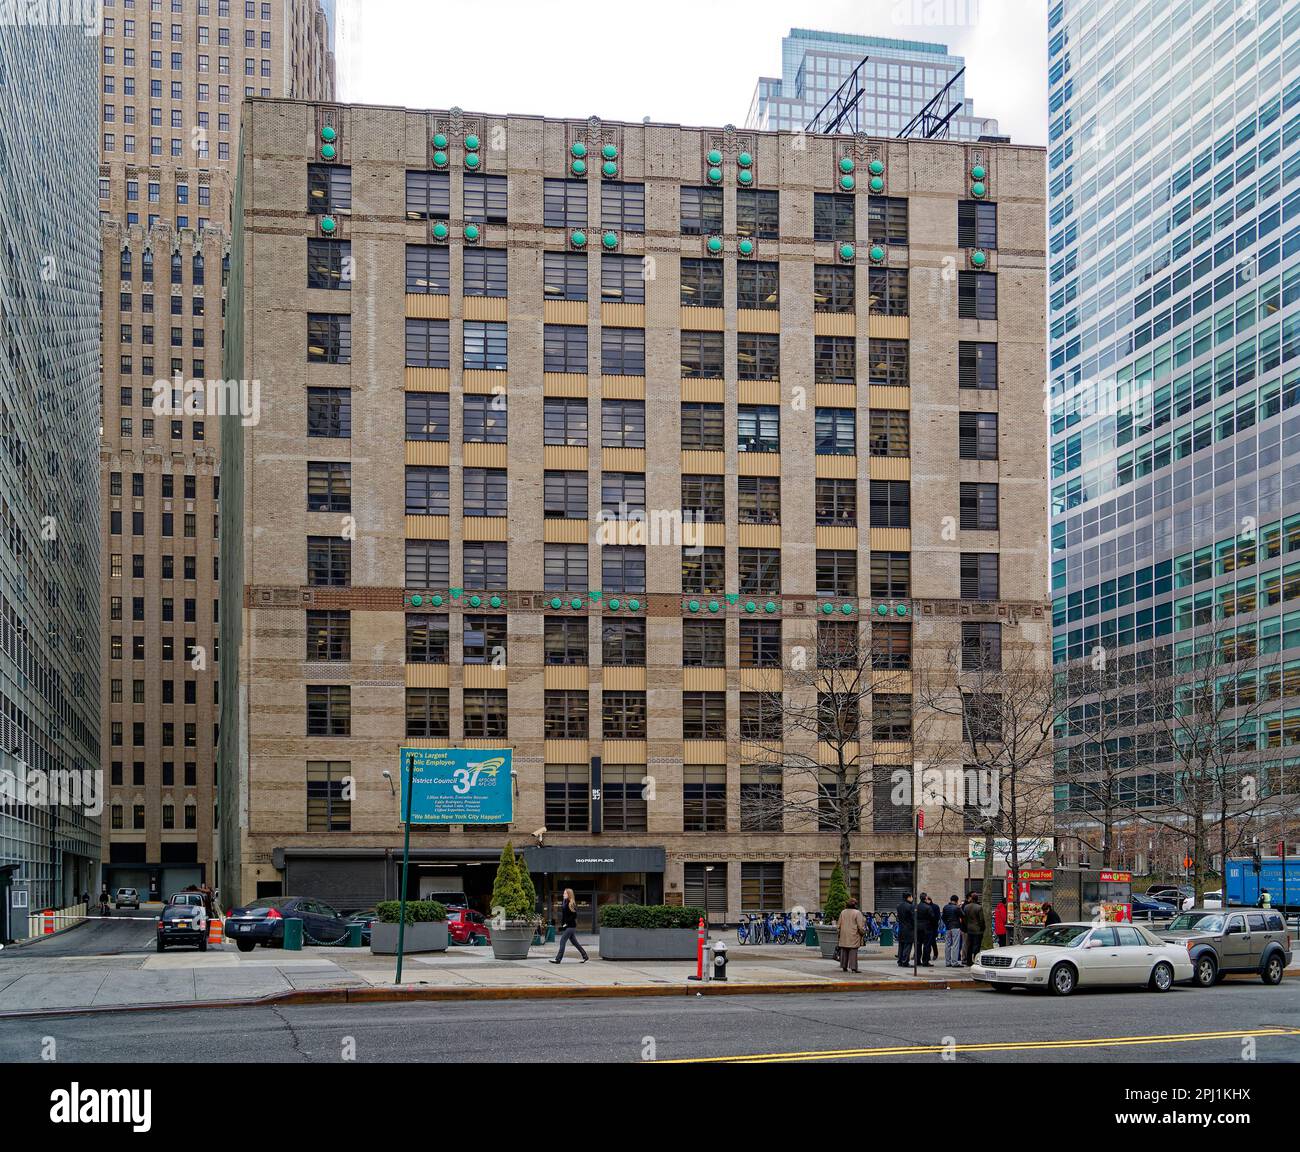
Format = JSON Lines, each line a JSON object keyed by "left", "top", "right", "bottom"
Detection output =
{"left": 598, "top": 926, "right": 699, "bottom": 960}
{"left": 489, "top": 922, "right": 535, "bottom": 960}
{"left": 369, "top": 920, "right": 448, "bottom": 955}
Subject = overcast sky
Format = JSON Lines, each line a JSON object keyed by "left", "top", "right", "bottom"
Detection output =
{"left": 339, "top": 0, "right": 1047, "bottom": 147}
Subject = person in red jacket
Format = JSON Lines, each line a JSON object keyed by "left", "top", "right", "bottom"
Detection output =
{"left": 994, "top": 897, "right": 1009, "bottom": 948}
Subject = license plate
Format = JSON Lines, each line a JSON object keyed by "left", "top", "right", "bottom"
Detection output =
{"left": 239, "top": 924, "right": 252, "bottom": 932}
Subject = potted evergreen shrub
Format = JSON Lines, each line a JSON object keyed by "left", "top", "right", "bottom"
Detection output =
{"left": 597, "top": 904, "right": 708, "bottom": 960}
{"left": 516, "top": 853, "right": 543, "bottom": 943}
{"left": 488, "top": 842, "right": 536, "bottom": 960}
{"left": 820, "top": 863, "right": 850, "bottom": 959}
{"left": 369, "top": 900, "right": 449, "bottom": 954}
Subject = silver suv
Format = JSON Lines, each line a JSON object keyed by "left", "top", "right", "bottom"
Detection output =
{"left": 114, "top": 887, "right": 139, "bottom": 910}
{"left": 1158, "top": 908, "right": 1292, "bottom": 987}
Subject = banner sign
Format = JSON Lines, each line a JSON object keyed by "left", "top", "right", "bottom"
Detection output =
{"left": 968, "top": 838, "right": 1053, "bottom": 861}
{"left": 397, "top": 748, "right": 513, "bottom": 824}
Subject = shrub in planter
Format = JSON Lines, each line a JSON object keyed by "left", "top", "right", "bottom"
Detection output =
{"left": 823, "top": 863, "right": 850, "bottom": 925}
{"left": 598, "top": 904, "right": 709, "bottom": 960}
{"left": 598, "top": 904, "right": 708, "bottom": 930}
{"left": 370, "top": 900, "right": 449, "bottom": 954}
{"left": 375, "top": 900, "right": 447, "bottom": 924}
{"left": 488, "top": 842, "right": 535, "bottom": 959}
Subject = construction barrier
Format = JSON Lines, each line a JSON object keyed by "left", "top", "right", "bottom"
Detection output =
{"left": 207, "top": 916, "right": 224, "bottom": 946}
{"left": 29, "top": 902, "right": 88, "bottom": 939}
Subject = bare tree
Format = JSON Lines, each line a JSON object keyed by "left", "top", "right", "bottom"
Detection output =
{"left": 1120, "top": 621, "right": 1285, "bottom": 903}
{"left": 914, "top": 630, "right": 1058, "bottom": 945}
{"left": 1054, "top": 646, "right": 1164, "bottom": 867}
{"left": 737, "top": 618, "right": 915, "bottom": 891}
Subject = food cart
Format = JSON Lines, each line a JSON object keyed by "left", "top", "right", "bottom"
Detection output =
{"left": 1005, "top": 867, "right": 1053, "bottom": 928}
{"left": 1048, "top": 867, "right": 1133, "bottom": 922}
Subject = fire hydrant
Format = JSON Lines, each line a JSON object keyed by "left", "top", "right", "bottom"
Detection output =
{"left": 711, "top": 939, "right": 728, "bottom": 981}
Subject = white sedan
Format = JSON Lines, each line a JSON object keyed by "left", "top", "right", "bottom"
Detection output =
{"left": 970, "top": 921, "right": 1195, "bottom": 995}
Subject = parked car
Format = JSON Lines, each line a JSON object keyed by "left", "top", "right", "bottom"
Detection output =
{"left": 156, "top": 902, "right": 207, "bottom": 952}
{"left": 425, "top": 890, "right": 470, "bottom": 910}
{"left": 446, "top": 907, "right": 491, "bottom": 945}
{"left": 1157, "top": 908, "right": 1292, "bottom": 987}
{"left": 970, "top": 921, "right": 1194, "bottom": 996}
{"left": 223, "top": 897, "right": 350, "bottom": 952}
{"left": 115, "top": 887, "right": 140, "bottom": 910}
{"left": 1145, "top": 884, "right": 1192, "bottom": 903}
{"left": 1129, "top": 895, "right": 1179, "bottom": 919}
{"left": 345, "top": 909, "right": 378, "bottom": 945}
{"left": 167, "top": 892, "right": 205, "bottom": 908}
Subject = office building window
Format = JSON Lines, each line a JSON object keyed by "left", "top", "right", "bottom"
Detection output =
{"left": 960, "top": 553, "right": 999, "bottom": 599}
{"left": 869, "top": 480, "right": 910, "bottom": 528}
{"left": 815, "top": 478, "right": 856, "bottom": 526}
{"left": 543, "top": 397, "right": 587, "bottom": 445}
{"left": 681, "top": 258, "right": 724, "bottom": 307}
{"left": 601, "top": 253, "right": 645, "bottom": 303}
{"left": 958, "top": 201, "right": 997, "bottom": 249}
{"left": 867, "top": 196, "right": 908, "bottom": 245}
{"left": 871, "top": 552, "right": 910, "bottom": 599}
{"left": 960, "top": 482, "right": 999, "bottom": 530}
{"left": 307, "top": 461, "right": 350, "bottom": 512}
{"left": 736, "top": 188, "right": 779, "bottom": 239}
{"left": 306, "top": 387, "right": 350, "bottom": 438}
{"left": 684, "top": 765, "right": 726, "bottom": 832}
{"left": 307, "top": 238, "right": 349, "bottom": 290}
{"left": 463, "top": 248, "right": 508, "bottom": 297}
{"left": 601, "top": 182, "right": 645, "bottom": 232}
{"left": 959, "top": 341, "right": 997, "bottom": 389}
{"left": 543, "top": 178, "right": 587, "bottom": 228}
{"left": 869, "top": 269, "right": 909, "bottom": 316}
{"left": 680, "top": 185, "right": 723, "bottom": 235}
{"left": 307, "top": 313, "right": 350, "bottom": 363}
{"left": 462, "top": 174, "right": 507, "bottom": 223}
{"left": 814, "top": 263, "right": 854, "bottom": 312}
{"left": 406, "top": 318, "right": 450, "bottom": 368}
{"left": 737, "top": 261, "right": 779, "bottom": 309}
{"left": 813, "top": 193, "right": 854, "bottom": 242}
{"left": 306, "top": 685, "right": 350, "bottom": 736}
{"left": 544, "top": 251, "right": 587, "bottom": 300}
{"left": 406, "top": 688, "right": 449, "bottom": 737}
{"left": 406, "top": 244, "right": 451, "bottom": 294}
{"left": 870, "top": 339, "right": 909, "bottom": 387}
{"left": 738, "top": 333, "right": 780, "bottom": 380}
{"left": 544, "top": 324, "right": 587, "bottom": 373}
{"left": 959, "top": 412, "right": 998, "bottom": 460}
{"left": 958, "top": 272, "right": 997, "bottom": 319}
{"left": 406, "top": 391, "right": 450, "bottom": 441}
{"left": 868, "top": 410, "right": 909, "bottom": 456}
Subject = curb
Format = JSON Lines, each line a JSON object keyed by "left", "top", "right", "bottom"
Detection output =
{"left": 0, "top": 976, "right": 980, "bottom": 1019}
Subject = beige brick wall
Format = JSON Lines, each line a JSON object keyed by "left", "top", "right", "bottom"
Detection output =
{"left": 223, "top": 102, "right": 1049, "bottom": 916}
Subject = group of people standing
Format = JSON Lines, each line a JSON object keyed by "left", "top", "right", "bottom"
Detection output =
{"left": 893, "top": 892, "right": 986, "bottom": 968}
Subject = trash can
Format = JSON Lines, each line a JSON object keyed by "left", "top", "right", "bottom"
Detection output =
{"left": 347, "top": 922, "right": 363, "bottom": 948}
{"left": 805, "top": 923, "right": 820, "bottom": 947}
{"left": 880, "top": 927, "right": 894, "bottom": 947}
{"left": 282, "top": 917, "right": 303, "bottom": 951}
{"left": 545, "top": 923, "right": 556, "bottom": 943}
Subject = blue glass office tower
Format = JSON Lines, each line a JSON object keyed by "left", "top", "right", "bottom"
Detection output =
{"left": 1048, "top": 0, "right": 1300, "bottom": 866}
{"left": 747, "top": 28, "right": 999, "bottom": 139}
{"left": 0, "top": 18, "right": 102, "bottom": 920}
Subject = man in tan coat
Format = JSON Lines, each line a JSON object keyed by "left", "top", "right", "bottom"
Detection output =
{"left": 837, "top": 898, "right": 867, "bottom": 973}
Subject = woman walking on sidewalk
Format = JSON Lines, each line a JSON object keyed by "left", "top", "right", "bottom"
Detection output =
{"left": 549, "top": 888, "right": 589, "bottom": 963}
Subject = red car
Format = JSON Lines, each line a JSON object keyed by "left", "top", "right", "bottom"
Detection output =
{"left": 446, "top": 907, "right": 491, "bottom": 945}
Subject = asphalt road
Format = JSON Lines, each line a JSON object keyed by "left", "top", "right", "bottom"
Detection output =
{"left": 5, "top": 913, "right": 157, "bottom": 958}
{"left": 3, "top": 984, "right": 1298, "bottom": 1063}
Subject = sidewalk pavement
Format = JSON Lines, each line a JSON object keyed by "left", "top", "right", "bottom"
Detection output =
{"left": 0, "top": 935, "right": 974, "bottom": 1016}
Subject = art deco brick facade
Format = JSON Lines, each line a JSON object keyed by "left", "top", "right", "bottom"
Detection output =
{"left": 221, "top": 99, "right": 1049, "bottom": 921}
{"left": 98, "top": 1, "right": 333, "bottom": 898}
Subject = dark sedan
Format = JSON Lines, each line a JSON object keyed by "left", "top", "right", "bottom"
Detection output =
{"left": 157, "top": 903, "right": 208, "bottom": 952}
{"left": 345, "top": 909, "right": 378, "bottom": 945}
{"left": 223, "top": 896, "right": 350, "bottom": 951}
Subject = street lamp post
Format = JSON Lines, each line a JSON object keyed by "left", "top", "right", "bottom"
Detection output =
{"left": 395, "top": 752, "right": 415, "bottom": 984}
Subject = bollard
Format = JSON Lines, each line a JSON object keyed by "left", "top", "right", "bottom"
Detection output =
{"left": 806, "top": 923, "right": 820, "bottom": 947}
{"left": 282, "top": 917, "right": 304, "bottom": 951}
{"left": 688, "top": 916, "right": 706, "bottom": 981}
{"left": 545, "top": 923, "right": 556, "bottom": 943}
{"left": 347, "top": 922, "right": 363, "bottom": 948}
{"left": 880, "top": 926, "right": 894, "bottom": 948}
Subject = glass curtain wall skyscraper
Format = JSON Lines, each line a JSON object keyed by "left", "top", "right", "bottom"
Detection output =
{"left": 0, "top": 18, "right": 103, "bottom": 916}
{"left": 747, "top": 28, "right": 1000, "bottom": 139}
{"left": 1048, "top": 0, "right": 1300, "bottom": 869}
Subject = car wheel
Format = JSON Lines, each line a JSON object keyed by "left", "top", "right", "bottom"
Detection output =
{"left": 1194, "top": 955, "right": 1217, "bottom": 988}
{"left": 236, "top": 939, "right": 255, "bottom": 953}
{"left": 1048, "top": 963, "right": 1077, "bottom": 996}
{"left": 1149, "top": 961, "right": 1174, "bottom": 992}
{"left": 156, "top": 939, "right": 165, "bottom": 952}
{"left": 1262, "top": 954, "right": 1284, "bottom": 985}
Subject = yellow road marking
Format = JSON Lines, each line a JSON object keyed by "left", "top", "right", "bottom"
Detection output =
{"left": 659, "top": 1027, "right": 1300, "bottom": 1064}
